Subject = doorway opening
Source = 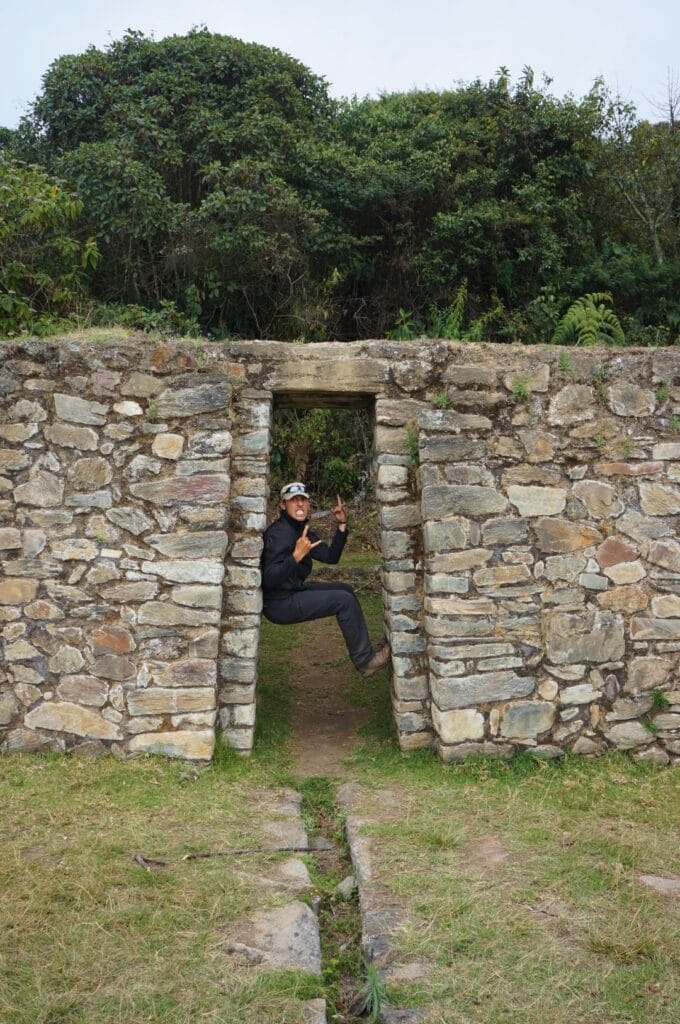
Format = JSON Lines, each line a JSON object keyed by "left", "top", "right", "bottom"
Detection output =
{"left": 258, "top": 393, "right": 386, "bottom": 776}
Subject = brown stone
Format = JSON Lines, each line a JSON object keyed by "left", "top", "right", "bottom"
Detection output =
{"left": 90, "top": 626, "right": 135, "bottom": 654}
{"left": 646, "top": 539, "right": 680, "bottom": 573}
{"left": 0, "top": 448, "right": 31, "bottom": 473}
{"left": 507, "top": 485, "right": 566, "bottom": 517}
{"left": 56, "top": 675, "right": 109, "bottom": 706}
{"left": 127, "top": 730, "right": 215, "bottom": 760}
{"left": 639, "top": 482, "right": 680, "bottom": 516}
{"left": 67, "top": 458, "right": 112, "bottom": 491}
{"left": 14, "top": 471, "right": 64, "bottom": 507}
{"left": 152, "top": 434, "right": 185, "bottom": 460}
{"left": 0, "top": 578, "right": 39, "bottom": 605}
{"left": 534, "top": 518, "right": 603, "bottom": 553}
{"left": 518, "top": 429, "right": 556, "bottom": 462}
{"left": 127, "top": 687, "right": 215, "bottom": 716}
{"left": 44, "top": 423, "right": 99, "bottom": 450}
{"left": 0, "top": 527, "right": 22, "bottom": 550}
{"left": 594, "top": 461, "right": 663, "bottom": 477}
{"left": 548, "top": 385, "right": 596, "bottom": 425}
{"left": 25, "top": 701, "right": 121, "bottom": 740}
{"left": 630, "top": 618, "right": 680, "bottom": 641}
{"left": 596, "top": 537, "right": 637, "bottom": 568}
{"left": 572, "top": 480, "right": 624, "bottom": 519}
{"left": 597, "top": 585, "right": 649, "bottom": 614}
{"left": 24, "top": 600, "right": 63, "bottom": 620}
{"left": 99, "top": 581, "right": 159, "bottom": 602}
{"left": 91, "top": 655, "right": 136, "bottom": 680}
{"left": 607, "top": 383, "right": 655, "bottom": 417}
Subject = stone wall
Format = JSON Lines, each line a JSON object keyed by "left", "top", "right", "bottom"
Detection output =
{"left": 1, "top": 337, "right": 679, "bottom": 763}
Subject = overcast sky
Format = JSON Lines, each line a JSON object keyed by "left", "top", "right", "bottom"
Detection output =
{"left": 2, "top": 0, "right": 678, "bottom": 128}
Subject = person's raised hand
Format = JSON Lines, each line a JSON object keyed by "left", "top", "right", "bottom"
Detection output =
{"left": 331, "top": 494, "right": 348, "bottom": 527}
{"left": 293, "top": 524, "right": 323, "bottom": 562}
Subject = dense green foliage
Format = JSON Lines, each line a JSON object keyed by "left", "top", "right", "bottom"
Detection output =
{"left": 3, "top": 30, "right": 680, "bottom": 343}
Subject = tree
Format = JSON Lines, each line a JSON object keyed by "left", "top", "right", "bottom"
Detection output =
{"left": 0, "top": 160, "right": 98, "bottom": 334}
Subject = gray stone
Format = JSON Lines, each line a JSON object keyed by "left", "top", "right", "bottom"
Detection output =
{"left": 380, "top": 504, "right": 420, "bottom": 530}
{"left": 607, "top": 383, "right": 655, "bottom": 417}
{"left": 548, "top": 385, "right": 596, "bottom": 425}
{"left": 545, "top": 609, "right": 624, "bottom": 664}
{"left": 155, "top": 384, "right": 230, "bottom": 418}
{"left": 482, "top": 518, "right": 528, "bottom": 545}
{"left": 128, "top": 730, "right": 215, "bottom": 760}
{"left": 0, "top": 690, "right": 19, "bottom": 725}
{"left": 48, "top": 646, "right": 85, "bottom": 673}
{"left": 423, "top": 517, "right": 471, "bottom": 552}
{"left": 138, "top": 602, "right": 221, "bottom": 626}
{"left": 65, "top": 490, "right": 113, "bottom": 510}
{"left": 91, "top": 655, "right": 136, "bottom": 681}
{"left": 25, "top": 701, "right": 121, "bottom": 740}
{"left": 105, "top": 506, "right": 154, "bottom": 536}
{"left": 226, "top": 901, "right": 321, "bottom": 974}
{"left": 507, "top": 485, "right": 566, "bottom": 517}
{"left": 572, "top": 480, "right": 624, "bottom": 519}
{"left": 149, "top": 659, "right": 216, "bottom": 688}
{"left": 142, "top": 559, "right": 225, "bottom": 584}
{"left": 605, "top": 721, "right": 653, "bottom": 749}
{"left": 626, "top": 657, "right": 672, "bottom": 692}
{"left": 630, "top": 618, "right": 680, "bottom": 641}
{"left": 431, "top": 706, "right": 484, "bottom": 742}
{"left": 129, "top": 474, "right": 230, "bottom": 506}
{"left": 422, "top": 485, "right": 508, "bottom": 519}
{"left": 431, "top": 671, "right": 534, "bottom": 710}
{"left": 185, "top": 430, "right": 233, "bottom": 457}
{"left": 14, "top": 471, "right": 64, "bottom": 507}
{"left": 419, "top": 436, "right": 485, "bottom": 462}
{"left": 500, "top": 701, "right": 555, "bottom": 739}
{"left": 100, "top": 581, "right": 159, "bottom": 602}
{"left": 639, "top": 482, "right": 680, "bottom": 516}
{"left": 171, "top": 584, "right": 223, "bottom": 608}
{"left": 54, "top": 393, "right": 108, "bottom": 425}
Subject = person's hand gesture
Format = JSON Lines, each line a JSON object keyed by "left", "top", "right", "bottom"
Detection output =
{"left": 293, "top": 524, "right": 322, "bottom": 562}
{"left": 331, "top": 494, "right": 348, "bottom": 527}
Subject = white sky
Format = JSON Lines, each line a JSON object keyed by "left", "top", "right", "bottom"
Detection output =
{"left": 2, "top": 0, "right": 678, "bottom": 128}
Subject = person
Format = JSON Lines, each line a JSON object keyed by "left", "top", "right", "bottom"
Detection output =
{"left": 261, "top": 481, "right": 391, "bottom": 677}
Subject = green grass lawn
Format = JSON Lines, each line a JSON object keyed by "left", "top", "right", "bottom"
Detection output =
{"left": 2, "top": 580, "right": 679, "bottom": 1023}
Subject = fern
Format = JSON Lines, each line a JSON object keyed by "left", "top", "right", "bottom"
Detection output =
{"left": 552, "top": 292, "right": 625, "bottom": 347}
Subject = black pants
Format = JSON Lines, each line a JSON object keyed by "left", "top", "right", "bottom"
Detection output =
{"left": 263, "top": 582, "right": 373, "bottom": 669}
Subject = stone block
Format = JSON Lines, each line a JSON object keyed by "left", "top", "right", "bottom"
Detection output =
{"left": 423, "top": 517, "right": 470, "bottom": 552}
{"left": 128, "top": 730, "right": 215, "bottom": 760}
{"left": 380, "top": 504, "right": 420, "bottom": 530}
{"left": 142, "top": 559, "right": 225, "bottom": 583}
{"left": 630, "top": 618, "right": 680, "bottom": 641}
{"left": 548, "top": 385, "right": 595, "bottom": 425}
{"left": 639, "top": 482, "right": 680, "bottom": 516}
{"left": 138, "top": 602, "right": 221, "bottom": 626}
{"left": 54, "top": 393, "right": 108, "bottom": 425}
{"left": 431, "top": 671, "right": 534, "bottom": 710}
{"left": 605, "top": 721, "right": 653, "bottom": 749}
{"left": 500, "top": 701, "right": 555, "bottom": 739}
{"left": 150, "top": 659, "right": 217, "bottom": 688}
{"left": 0, "top": 578, "right": 39, "bottom": 605}
{"left": 507, "top": 486, "right": 566, "bottom": 517}
{"left": 625, "top": 656, "right": 673, "bottom": 692}
{"left": 544, "top": 609, "right": 624, "bottom": 664}
{"left": 130, "top": 473, "right": 230, "bottom": 506}
{"left": 419, "top": 436, "right": 485, "bottom": 463}
{"left": 422, "top": 484, "right": 507, "bottom": 518}
{"left": 534, "top": 518, "right": 603, "bottom": 553}
{"left": 572, "top": 480, "right": 624, "bottom": 519}
{"left": 171, "top": 585, "right": 223, "bottom": 608}
{"left": 482, "top": 517, "right": 528, "bottom": 545}
{"left": 106, "top": 507, "right": 154, "bottom": 536}
{"left": 25, "top": 701, "right": 121, "bottom": 740}
{"left": 607, "top": 383, "right": 655, "bottom": 417}
{"left": 127, "top": 687, "right": 215, "bottom": 716}
{"left": 14, "top": 471, "right": 64, "bottom": 507}
{"left": 431, "top": 706, "right": 484, "bottom": 743}
{"left": 152, "top": 434, "right": 185, "bottom": 460}
{"left": 56, "top": 675, "right": 109, "bottom": 706}
{"left": 155, "top": 384, "right": 230, "bottom": 418}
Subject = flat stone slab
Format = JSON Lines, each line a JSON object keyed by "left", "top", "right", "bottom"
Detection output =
{"left": 225, "top": 901, "right": 321, "bottom": 974}
{"left": 637, "top": 874, "right": 680, "bottom": 898}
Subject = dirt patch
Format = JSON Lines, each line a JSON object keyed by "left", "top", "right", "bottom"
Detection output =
{"left": 458, "top": 833, "right": 511, "bottom": 878}
{"left": 287, "top": 618, "right": 371, "bottom": 778}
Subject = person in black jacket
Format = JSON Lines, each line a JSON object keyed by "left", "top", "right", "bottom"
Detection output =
{"left": 261, "top": 481, "right": 391, "bottom": 677}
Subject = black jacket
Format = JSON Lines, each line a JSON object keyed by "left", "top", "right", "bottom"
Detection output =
{"left": 261, "top": 511, "right": 348, "bottom": 602}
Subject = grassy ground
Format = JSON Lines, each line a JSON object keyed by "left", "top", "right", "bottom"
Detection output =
{"left": 2, "top": 573, "right": 679, "bottom": 1023}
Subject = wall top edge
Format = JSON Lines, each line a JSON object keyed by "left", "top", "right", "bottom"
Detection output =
{"left": 1, "top": 332, "right": 679, "bottom": 365}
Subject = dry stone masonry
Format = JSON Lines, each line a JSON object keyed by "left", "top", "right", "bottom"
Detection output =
{"left": 1, "top": 337, "right": 679, "bottom": 764}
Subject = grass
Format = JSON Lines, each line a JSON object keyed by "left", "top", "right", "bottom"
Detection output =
{"left": 3, "top": 575, "right": 679, "bottom": 1023}
{"left": 342, "top": 753, "right": 680, "bottom": 1024}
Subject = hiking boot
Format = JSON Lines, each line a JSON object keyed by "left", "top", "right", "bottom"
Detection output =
{"left": 357, "top": 641, "right": 391, "bottom": 678}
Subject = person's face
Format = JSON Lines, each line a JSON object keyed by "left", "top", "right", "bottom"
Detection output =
{"left": 281, "top": 494, "right": 310, "bottom": 522}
